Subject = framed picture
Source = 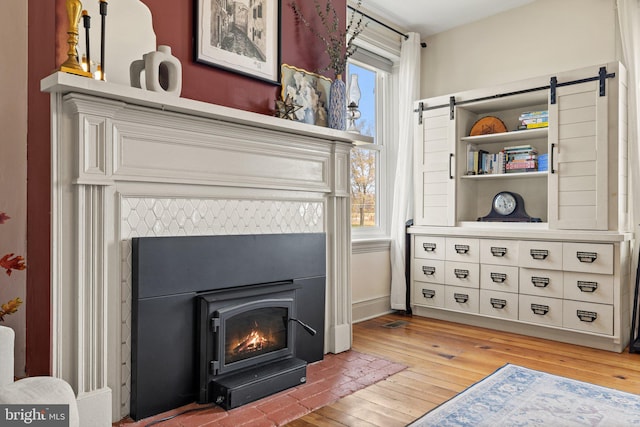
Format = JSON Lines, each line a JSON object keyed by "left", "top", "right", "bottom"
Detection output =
{"left": 281, "top": 64, "right": 331, "bottom": 127}
{"left": 195, "top": 0, "right": 281, "bottom": 84}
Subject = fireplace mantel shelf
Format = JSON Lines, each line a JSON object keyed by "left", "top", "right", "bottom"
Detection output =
{"left": 41, "top": 72, "right": 373, "bottom": 146}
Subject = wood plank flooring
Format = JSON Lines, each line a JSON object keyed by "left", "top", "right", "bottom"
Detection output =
{"left": 286, "top": 312, "right": 640, "bottom": 426}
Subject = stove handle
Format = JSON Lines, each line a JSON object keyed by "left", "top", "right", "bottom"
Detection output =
{"left": 290, "top": 318, "right": 317, "bottom": 336}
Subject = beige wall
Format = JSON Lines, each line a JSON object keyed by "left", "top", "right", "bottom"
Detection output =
{"left": 0, "top": 0, "right": 28, "bottom": 376}
{"left": 352, "top": 246, "right": 392, "bottom": 322}
{"left": 421, "top": 0, "right": 621, "bottom": 98}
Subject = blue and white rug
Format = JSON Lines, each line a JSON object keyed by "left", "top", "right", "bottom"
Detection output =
{"left": 408, "top": 363, "right": 640, "bottom": 426}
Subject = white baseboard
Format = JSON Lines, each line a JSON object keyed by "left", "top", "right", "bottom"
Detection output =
{"left": 353, "top": 296, "right": 392, "bottom": 323}
{"left": 76, "top": 387, "right": 112, "bottom": 426}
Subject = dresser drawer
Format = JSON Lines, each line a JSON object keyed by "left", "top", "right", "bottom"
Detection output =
{"left": 562, "top": 242, "right": 613, "bottom": 275}
{"left": 518, "top": 241, "right": 563, "bottom": 270}
{"left": 445, "top": 286, "right": 479, "bottom": 313}
{"left": 413, "top": 259, "right": 445, "bottom": 284}
{"left": 414, "top": 235, "right": 446, "bottom": 260}
{"left": 445, "top": 261, "right": 479, "bottom": 289}
{"left": 445, "top": 238, "right": 480, "bottom": 263}
{"left": 480, "top": 264, "right": 519, "bottom": 293}
{"left": 519, "top": 268, "right": 564, "bottom": 299}
{"left": 563, "top": 272, "right": 614, "bottom": 304}
{"left": 413, "top": 283, "right": 445, "bottom": 308}
{"left": 480, "top": 290, "right": 519, "bottom": 320}
{"left": 480, "top": 239, "right": 519, "bottom": 266}
{"left": 519, "top": 294, "right": 563, "bottom": 327}
{"left": 563, "top": 300, "right": 613, "bottom": 335}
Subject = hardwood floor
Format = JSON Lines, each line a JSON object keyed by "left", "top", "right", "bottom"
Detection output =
{"left": 286, "top": 312, "right": 640, "bottom": 427}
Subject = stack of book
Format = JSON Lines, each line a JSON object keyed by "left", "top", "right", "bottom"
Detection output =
{"left": 504, "top": 144, "right": 538, "bottom": 173}
{"left": 466, "top": 145, "right": 505, "bottom": 175}
{"left": 466, "top": 144, "right": 541, "bottom": 175}
{"left": 518, "top": 111, "right": 548, "bottom": 130}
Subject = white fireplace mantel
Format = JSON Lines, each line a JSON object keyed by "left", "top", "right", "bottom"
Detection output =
{"left": 42, "top": 72, "right": 369, "bottom": 425}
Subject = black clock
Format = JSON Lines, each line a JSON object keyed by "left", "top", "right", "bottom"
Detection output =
{"left": 478, "top": 191, "right": 542, "bottom": 222}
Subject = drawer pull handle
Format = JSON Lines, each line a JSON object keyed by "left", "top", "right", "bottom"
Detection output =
{"left": 454, "top": 269, "right": 469, "bottom": 279}
{"left": 490, "top": 298, "right": 507, "bottom": 309}
{"left": 577, "top": 251, "right": 598, "bottom": 263}
{"left": 490, "top": 247, "right": 507, "bottom": 257}
{"left": 454, "top": 293, "right": 469, "bottom": 303}
{"left": 490, "top": 273, "right": 507, "bottom": 283}
{"left": 577, "top": 281, "right": 598, "bottom": 293}
{"left": 423, "top": 243, "right": 437, "bottom": 252}
{"left": 577, "top": 310, "right": 598, "bottom": 323}
{"left": 530, "top": 249, "right": 549, "bottom": 260}
{"left": 531, "top": 304, "right": 549, "bottom": 315}
{"left": 531, "top": 276, "right": 550, "bottom": 288}
{"left": 455, "top": 244, "right": 470, "bottom": 254}
{"left": 422, "top": 266, "right": 436, "bottom": 276}
{"left": 422, "top": 289, "right": 436, "bottom": 299}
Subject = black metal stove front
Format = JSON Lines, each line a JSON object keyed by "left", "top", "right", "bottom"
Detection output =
{"left": 130, "top": 233, "right": 326, "bottom": 420}
{"left": 198, "top": 281, "right": 314, "bottom": 409}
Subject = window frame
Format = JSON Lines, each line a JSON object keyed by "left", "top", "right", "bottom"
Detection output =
{"left": 348, "top": 56, "right": 391, "bottom": 241}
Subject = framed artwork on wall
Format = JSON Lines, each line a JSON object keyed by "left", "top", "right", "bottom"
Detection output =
{"left": 281, "top": 64, "right": 331, "bottom": 127}
{"left": 195, "top": 0, "right": 281, "bottom": 84}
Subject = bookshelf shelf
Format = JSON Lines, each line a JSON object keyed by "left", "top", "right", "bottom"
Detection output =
{"left": 460, "top": 127, "right": 548, "bottom": 145}
{"left": 460, "top": 171, "right": 547, "bottom": 180}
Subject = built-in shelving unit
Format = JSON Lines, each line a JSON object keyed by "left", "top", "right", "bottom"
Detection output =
{"left": 410, "top": 62, "right": 632, "bottom": 353}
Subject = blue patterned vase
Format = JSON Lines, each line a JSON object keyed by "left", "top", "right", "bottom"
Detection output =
{"left": 328, "top": 75, "right": 347, "bottom": 130}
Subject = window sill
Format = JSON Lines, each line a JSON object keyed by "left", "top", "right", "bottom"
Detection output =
{"left": 352, "top": 238, "right": 391, "bottom": 254}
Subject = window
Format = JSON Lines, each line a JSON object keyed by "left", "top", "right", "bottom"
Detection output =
{"left": 348, "top": 52, "right": 391, "bottom": 238}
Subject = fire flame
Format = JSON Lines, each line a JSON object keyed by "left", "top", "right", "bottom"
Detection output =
{"left": 232, "top": 328, "right": 268, "bottom": 355}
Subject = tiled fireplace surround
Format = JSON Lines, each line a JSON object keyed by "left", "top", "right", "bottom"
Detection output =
{"left": 42, "top": 73, "right": 360, "bottom": 426}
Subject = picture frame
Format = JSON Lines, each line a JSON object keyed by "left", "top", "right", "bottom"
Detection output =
{"left": 281, "top": 64, "right": 331, "bottom": 127}
{"left": 195, "top": 0, "right": 281, "bottom": 84}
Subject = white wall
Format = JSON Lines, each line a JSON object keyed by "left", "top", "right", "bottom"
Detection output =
{"left": 352, "top": 243, "right": 392, "bottom": 322}
{"left": 0, "top": 0, "right": 28, "bottom": 376}
{"left": 421, "top": 0, "right": 621, "bottom": 98}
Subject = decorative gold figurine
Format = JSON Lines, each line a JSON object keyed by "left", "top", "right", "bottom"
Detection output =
{"left": 59, "top": 0, "right": 92, "bottom": 77}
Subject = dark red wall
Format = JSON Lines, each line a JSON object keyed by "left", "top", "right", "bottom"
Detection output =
{"left": 140, "top": 0, "right": 341, "bottom": 113}
{"left": 26, "top": 0, "right": 345, "bottom": 375}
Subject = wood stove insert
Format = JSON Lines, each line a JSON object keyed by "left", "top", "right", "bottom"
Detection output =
{"left": 197, "top": 280, "right": 315, "bottom": 409}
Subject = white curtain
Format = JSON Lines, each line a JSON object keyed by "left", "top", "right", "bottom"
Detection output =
{"left": 617, "top": 0, "right": 640, "bottom": 331}
{"left": 390, "top": 32, "right": 421, "bottom": 310}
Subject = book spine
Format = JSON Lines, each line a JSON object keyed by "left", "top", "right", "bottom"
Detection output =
{"left": 506, "top": 160, "right": 537, "bottom": 170}
{"left": 509, "top": 153, "right": 538, "bottom": 160}
{"left": 505, "top": 168, "right": 537, "bottom": 174}
{"left": 525, "top": 122, "right": 549, "bottom": 129}
{"left": 520, "top": 118, "right": 549, "bottom": 124}
{"left": 503, "top": 144, "right": 534, "bottom": 151}
{"left": 519, "top": 111, "right": 549, "bottom": 119}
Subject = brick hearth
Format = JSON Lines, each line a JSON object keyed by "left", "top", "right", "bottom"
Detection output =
{"left": 114, "top": 351, "right": 406, "bottom": 426}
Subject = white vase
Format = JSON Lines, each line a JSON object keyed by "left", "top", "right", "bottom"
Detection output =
{"left": 130, "top": 45, "right": 182, "bottom": 96}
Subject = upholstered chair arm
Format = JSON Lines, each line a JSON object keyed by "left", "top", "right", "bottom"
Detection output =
{"left": 0, "top": 326, "right": 15, "bottom": 387}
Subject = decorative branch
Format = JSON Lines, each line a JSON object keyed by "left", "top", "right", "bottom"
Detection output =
{"left": 0, "top": 211, "right": 25, "bottom": 321}
{"left": 290, "top": 0, "right": 367, "bottom": 78}
{"left": 0, "top": 254, "right": 26, "bottom": 276}
{"left": 0, "top": 298, "right": 23, "bottom": 322}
